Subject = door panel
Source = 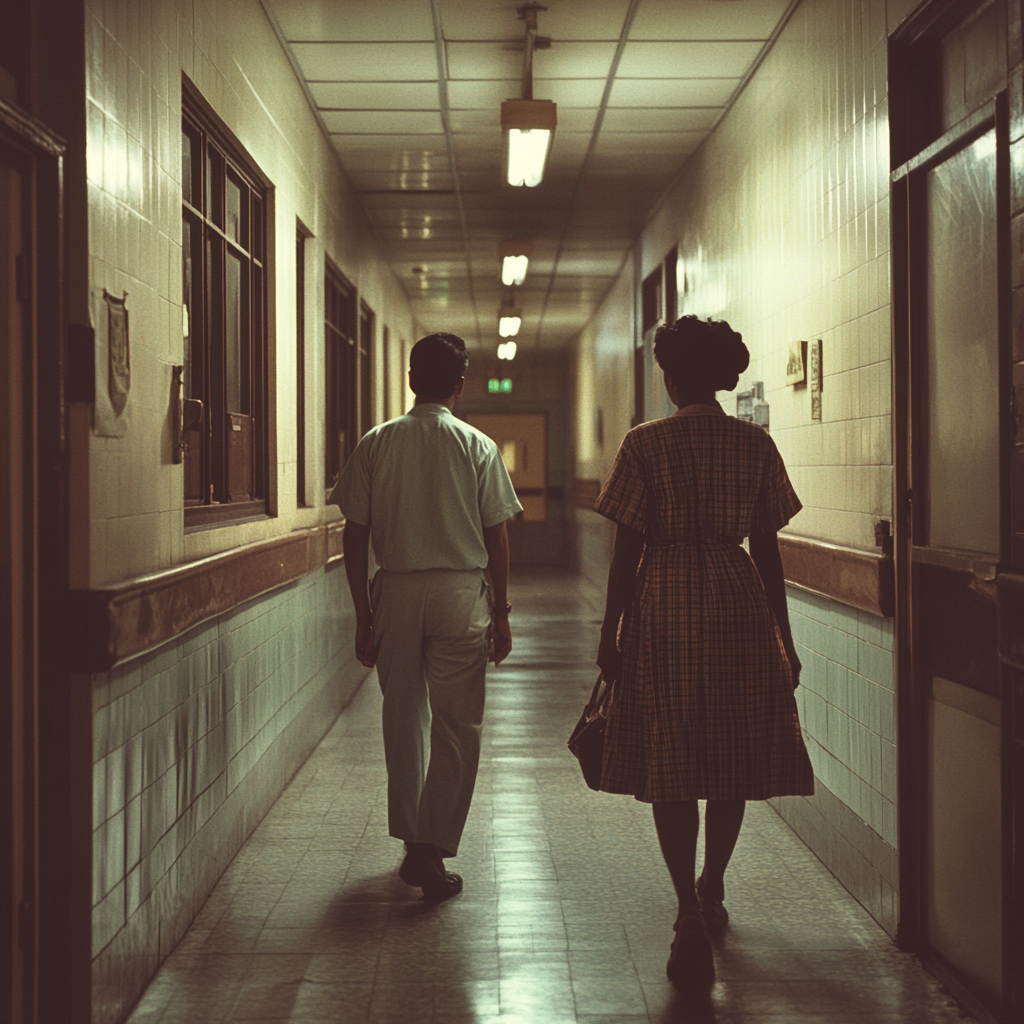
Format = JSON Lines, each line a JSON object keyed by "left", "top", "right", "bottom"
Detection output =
{"left": 923, "top": 131, "right": 1000, "bottom": 553}
{"left": 906, "top": 116, "right": 1004, "bottom": 1008}
{"left": 926, "top": 679, "right": 1002, "bottom": 1001}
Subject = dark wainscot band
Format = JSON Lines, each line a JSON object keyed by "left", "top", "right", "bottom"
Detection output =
{"left": 67, "top": 523, "right": 345, "bottom": 671}
{"left": 779, "top": 534, "right": 894, "bottom": 618}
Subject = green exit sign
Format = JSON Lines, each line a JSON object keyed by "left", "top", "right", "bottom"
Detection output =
{"left": 488, "top": 378, "right": 512, "bottom": 394}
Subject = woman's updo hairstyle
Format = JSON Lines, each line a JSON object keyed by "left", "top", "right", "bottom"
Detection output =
{"left": 653, "top": 314, "right": 749, "bottom": 394}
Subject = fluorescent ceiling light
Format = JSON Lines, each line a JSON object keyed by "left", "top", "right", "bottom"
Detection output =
{"left": 498, "top": 305, "right": 522, "bottom": 337}
{"left": 507, "top": 129, "right": 551, "bottom": 187}
{"left": 497, "top": 341, "right": 518, "bottom": 360}
{"left": 501, "top": 99, "right": 557, "bottom": 188}
{"left": 501, "top": 254, "right": 529, "bottom": 286}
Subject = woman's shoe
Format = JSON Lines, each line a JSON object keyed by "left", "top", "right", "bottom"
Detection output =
{"left": 695, "top": 876, "right": 729, "bottom": 937}
{"left": 666, "top": 913, "right": 715, "bottom": 993}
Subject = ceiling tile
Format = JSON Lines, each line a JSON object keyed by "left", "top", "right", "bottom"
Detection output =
{"left": 270, "top": 0, "right": 436, "bottom": 41}
{"left": 332, "top": 135, "right": 448, "bottom": 170}
{"left": 608, "top": 77, "right": 738, "bottom": 107}
{"left": 437, "top": 0, "right": 632, "bottom": 41}
{"left": 324, "top": 110, "right": 444, "bottom": 134}
{"left": 310, "top": 81, "right": 441, "bottom": 109}
{"left": 585, "top": 150, "right": 683, "bottom": 173}
{"left": 554, "top": 253, "right": 628, "bottom": 276}
{"left": 594, "top": 131, "right": 703, "bottom": 154}
{"left": 628, "top": 0, "right": 791, "bottom": 41}
{"left": 616, "top": 40, "right": 764, "bottom": 79}
{"left": 358, "top": 190, "right": 458, "bottom": 207}
{"left": 600, "top": 108, "right": 718, "bottom": 132}
{"left": 447, "top": 78, "right": 608, "bottom": 109}
{"left": 290, "top": 42, "right": 439, "bottom": 81}
{"left": 352, "top": 172, "right": 457, "bottom": 193}
{"left": 445, "top": 41, "right": 617, "bottom": 80}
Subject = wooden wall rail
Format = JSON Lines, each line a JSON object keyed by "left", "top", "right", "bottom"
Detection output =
{"left": 778, "top": 534, "right": 894, "bottom": 618}
{"left": 67, "top": 522, "right": 346, "bottom": 671}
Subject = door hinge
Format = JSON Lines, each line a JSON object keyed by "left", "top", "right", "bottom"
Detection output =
{"left": 15, "top": 254, "right": 30, "bottom": 303}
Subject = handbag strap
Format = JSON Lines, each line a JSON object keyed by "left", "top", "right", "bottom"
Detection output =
{"left": 590, "top": 671, "right": 615, "bottom": 711}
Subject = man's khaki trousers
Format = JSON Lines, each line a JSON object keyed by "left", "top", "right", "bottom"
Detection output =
{"left": 371, "top": 568, "right": 491, "bottom": 857}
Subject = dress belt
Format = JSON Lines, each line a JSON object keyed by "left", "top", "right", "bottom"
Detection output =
{"left": 647, "top": 536, "right": 743, "bottom": 548}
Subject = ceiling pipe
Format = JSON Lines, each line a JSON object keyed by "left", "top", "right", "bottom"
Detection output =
{"left": 517, "top": 3, "right": 549, "bottom": 101}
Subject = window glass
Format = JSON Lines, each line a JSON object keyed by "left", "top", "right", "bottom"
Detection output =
{"left": 925, "top": 130, "right": 999, "bottom": 552}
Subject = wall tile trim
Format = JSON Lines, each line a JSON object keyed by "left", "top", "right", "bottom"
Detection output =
{"left": 780, "top": 534, "right": 895, "bottom": 617}
{"left": 69, "top": 522, "right": 346, "bottom": 670}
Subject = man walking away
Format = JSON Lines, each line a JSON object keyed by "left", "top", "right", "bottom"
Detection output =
{"left": 331, "top": 332, "right": 522, "bottom": 902}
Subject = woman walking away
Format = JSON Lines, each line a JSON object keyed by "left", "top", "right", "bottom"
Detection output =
{"left": 594, "top": 315, "right": 814, "bottom": 994}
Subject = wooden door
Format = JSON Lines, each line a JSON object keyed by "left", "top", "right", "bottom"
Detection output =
{"left": 890, "top": 4, "right": 1014, "bottom": 1014}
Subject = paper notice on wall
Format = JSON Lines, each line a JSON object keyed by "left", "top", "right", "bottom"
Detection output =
{"left": 810, "top": 339, "right": 822, "bottom": 421}
{"left": 93, "top": 288, "right": 130, "bottom": 437}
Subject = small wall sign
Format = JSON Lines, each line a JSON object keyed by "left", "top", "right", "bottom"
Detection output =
{"left": 786, "top": 340, "right": 807, "bottom": 386}
{"left": 809, "top": 339, "right": 823, "bottom": 421}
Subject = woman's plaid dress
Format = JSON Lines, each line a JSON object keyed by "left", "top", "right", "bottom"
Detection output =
{"left": 594, "top": 406, "right": 814, "bottom": 802}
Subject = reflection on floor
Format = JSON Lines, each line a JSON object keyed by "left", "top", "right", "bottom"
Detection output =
{"left": 124, "top": 569, "right": 974, "bottom": 1024}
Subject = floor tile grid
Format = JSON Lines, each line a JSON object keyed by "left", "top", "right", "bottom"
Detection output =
{"left": 124, "top": 570, "right": 976, "bottom": 1024}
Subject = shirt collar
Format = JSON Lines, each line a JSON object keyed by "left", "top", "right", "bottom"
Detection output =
{"left": 409, "top": 402, "right": 452, "bottom": 417}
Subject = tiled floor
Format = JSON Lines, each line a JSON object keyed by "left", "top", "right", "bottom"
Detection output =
{"left": 124, "top": 570, "right": 975, "bottom": 1024}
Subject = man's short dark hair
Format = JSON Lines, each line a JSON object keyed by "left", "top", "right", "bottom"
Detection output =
{"left": 409, "top": 333, "right": 469, "bottom": 400}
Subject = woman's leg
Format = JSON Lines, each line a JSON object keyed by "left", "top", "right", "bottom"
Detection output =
{"left": 700, "top": 799, "right": 746, "bottom": 899}
{"left": 652, "top": 800, "right": 701, "bottom": 918}
{"left": 654, "top": 800, "right": 715, "bottom": 991}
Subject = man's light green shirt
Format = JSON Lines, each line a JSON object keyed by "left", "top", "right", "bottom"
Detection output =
{"left": 329, "top": 404, "right": 523, "bottom": 572}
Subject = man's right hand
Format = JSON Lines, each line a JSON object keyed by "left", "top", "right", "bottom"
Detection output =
{"left": 489, "top": 614, "right": 512, "bottom": 665}
{"left": 355, "top": 618, "right": 376, "bottom": 668}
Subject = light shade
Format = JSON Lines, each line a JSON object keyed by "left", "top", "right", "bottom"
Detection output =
{"left": 497, "top": 341, "right": 518, "bottom": 360}
{"left": 501, "top": 99, "right": 557, "bottom": 188}
{"left": 501, "top": 255, "right": 529, "bottom": 286}
{"left": 498, "top": 313, "right": 522, "bottom": 338}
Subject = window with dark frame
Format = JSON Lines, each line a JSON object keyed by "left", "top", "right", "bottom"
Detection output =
{"left": 181, "top": 82, "right": 268, "bottom": 527}
{"left": 296, "top": 227, "right": 306, "bottom": 505}
{"left": 359, "top": 300, "right": 375, "bottom": 439}
{"left": 324, "top": 264, "right": 356, "bottom": 490}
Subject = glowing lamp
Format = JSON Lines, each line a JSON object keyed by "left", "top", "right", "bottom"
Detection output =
{"left": 501, "top": 99, "right": 557, "bottom": 187}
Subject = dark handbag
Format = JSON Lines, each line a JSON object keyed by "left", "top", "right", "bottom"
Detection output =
{"left": 567, "top": 673, "right": 615, "bottom": 790}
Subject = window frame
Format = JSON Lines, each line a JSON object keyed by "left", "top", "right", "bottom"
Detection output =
{"left": 181, "top": 78, "right": 270, "bottom": 530}
{"left": 324, "top": 261, "right": 357, "bottom": 492}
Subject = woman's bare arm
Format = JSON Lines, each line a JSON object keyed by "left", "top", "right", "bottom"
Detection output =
{"left": 597, "top": 523, "right": 645, "bottom": 680}
{"left": 749, "top": 530, "right": 801, "bottom": 686}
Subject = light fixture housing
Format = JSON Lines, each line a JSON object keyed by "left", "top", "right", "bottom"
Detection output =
{"left": 501, "top": 99, "right": 557, "bottom": 187}
{"left": 499, "top": 239, "right": 532, "bottom": 286}
{"left": 501, "top": 255, "right": 529, "bottom": 287}
{"left": 497, "top": 341, "right": 518, "bottom": 360}
{"left": 498, "top": 306, "right": 522, "bottom": 338}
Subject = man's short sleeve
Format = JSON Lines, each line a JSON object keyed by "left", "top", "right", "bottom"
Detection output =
{"left": 328, "top": 439, "right": 372, "bottom": 525}
{"left": 478, "top": 445, "right": 523, "bottom": 528}
{"left": 593, "top": 435, "right": 648, "bottom": 533}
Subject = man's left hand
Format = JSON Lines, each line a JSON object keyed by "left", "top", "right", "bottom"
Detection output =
{"left": 489, "top": 615, "right": 512, "bottom": 666}
{"left": 355, "top": 619, "right": 376, "bottom": 668}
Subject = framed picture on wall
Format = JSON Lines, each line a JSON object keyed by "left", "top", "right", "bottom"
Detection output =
{"left": 786, "top": 339, "right": 807, "bottom": 386}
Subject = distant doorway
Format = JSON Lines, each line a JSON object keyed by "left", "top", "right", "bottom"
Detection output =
{"left": 465, "top": 411, "right": 568, "bottom": 566}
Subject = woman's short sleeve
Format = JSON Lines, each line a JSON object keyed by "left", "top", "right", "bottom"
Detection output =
{"left": 594, "top": 436, "right": 647, "bottom": 532}
{"left": 752, "top": 436, "right": 802, "bottom": 534}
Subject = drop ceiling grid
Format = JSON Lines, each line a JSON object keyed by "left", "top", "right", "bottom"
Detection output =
{"left": 268, "top": 0, "right": 793, "bottom": 352}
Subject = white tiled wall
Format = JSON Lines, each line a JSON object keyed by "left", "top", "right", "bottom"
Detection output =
{"left": 90, "top": 566, "right": 363, "bottom": 1024}
{"left": 790, "top": 589, "right": 896, "bottom": 844}
{"left": 80, "top": 0, "right": 415, "bottom": 588}
{"left": 573, "top": 0, "right": 898, "bottom": 929}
